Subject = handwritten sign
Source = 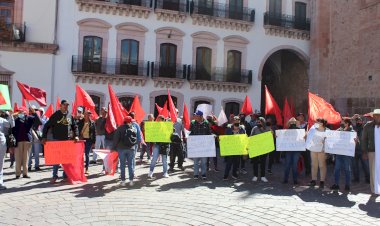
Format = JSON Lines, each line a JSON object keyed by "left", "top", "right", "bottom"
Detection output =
{"left": 305, "top": 128, "right": 326, "bottom": 152}
{"left": 144, "top": 122, "right": 173, "bottom": 143}
{"left": 44, "top": 140, "right": 85, "bottom": 165}
{"left": 247, "top": 131, "right": 275, "bottom": 158}
{"left": 325, "top": 131, "right": 356, "bottom": 157}
{"left": 187, "top": 135, "right": 216, "bottom": 158}
{"left": 219, "top": 134, "right": 248, "bottom": 156}
{"left": 275, "top": 129, "right": 306, "bottom": 152}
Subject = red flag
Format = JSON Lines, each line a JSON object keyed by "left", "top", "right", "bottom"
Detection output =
{"left": 308, "top": 92, "right": 341, "bottom": 128}
{"left": 155, "top": 103, "right": 163, "bottom": 114}
{"left": 265, "top": 85, "right": 283, "bottom": 126}
{"left": 240, "top": 95, "right": 253, "bottom": 115}
{"left": 119, "top": 102, "right": 129, "bottom": 118}
{"left": 160, "top": 101, "right": 169, "bottom": 118}
{"left": 283, "top": 97, "right": 293, "bottom": 129}
{"left": 105, "top": 102, "right": 117, "bottom": 133}
{"left": 55, "top": 96, "right": 61, "bottom": 111}
{"left": 16, "top": 81, "right": 47, "bottom": 106}
{"left": 44, "top": 104, "right": 54, "bottom": 118}
{"left": 108, "top": 84, "right": 124, "bottom": 126}
{"left": 75, "top": 84, "right": 96, "bottom": 110}
{"left": 13, "top": 102, "right": 19, "bottom": 112}
{"left": 167, "top": 89, "right": 177, "bottom": 123}
{"left": 93, "top": 149, "right": 118, "bottom": 176}
{"left": 71, "top": 101, "right": 77, "bottom": 117}
{"left": 89, "top": 108, "right": 99, "bottom": 120}
{"left": 183, "top": 102, "right": 190, "bottom": 130}
{"left": 0, "top": 92, "right": 6, "bottom": 105}
{"left": 62, "top": 141, "right": 87, "bottom": 184}
{"left": 129, "top": 95, "right": 145, "bottom": 123}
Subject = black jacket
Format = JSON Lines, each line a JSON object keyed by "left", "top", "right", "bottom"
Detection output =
{"left": 42, "top": 110, "right": 79, "bottom": 141}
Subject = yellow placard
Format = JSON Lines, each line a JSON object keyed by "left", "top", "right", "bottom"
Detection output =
{"left": 247, "top": 131, "right": 275, "bottom": 158}
{"left": 144, "top": 122, "right": 173, "bottom": 143}
{"left": 219, "top": 134, "right": 248, "bottom": 156}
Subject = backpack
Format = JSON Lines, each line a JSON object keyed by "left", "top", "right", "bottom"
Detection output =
{"left": 123, "top": 124, "right": 137, "bottom": 147}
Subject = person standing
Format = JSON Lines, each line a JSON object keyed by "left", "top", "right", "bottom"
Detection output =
{"left": 362, "top": 109, "right": 380, "bottom": 194}
{"left": 0, "top": 110, "right": 14, "bottom": 190}
{"left": 128, "top": 112, "right": 142, "bottom": 174}
{"left": 42, "top": 100, "right": 79, "bottom": 184}
{"left": 139, "top": 114, "right": 154, "bottom": 162}
{"left": 28, "top": 107, "right": 47, "bottom": 171}
{"left": 352, "top": 116, "right": 370, "bottom": 183}
{"left": 190, "top": 110, "right": 212, "bottom": 180}
{"left": 78, "top": 110, "right": 96, "bottom": 175}
{"left": 12, "top": 106, "right": 41, "bottom": 179}
{"left": 297, "top": 113, "right": 311, "bottom": 176}
{"left": 92, "top": 107, "right": 107, "bottom": 164}
{"left": 250, "top": 117, "right": 271, "bottom": 182}
{"left": 282, "top": 117, "right": 301, "bottom": 185}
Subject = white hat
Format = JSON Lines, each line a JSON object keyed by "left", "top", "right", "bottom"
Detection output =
{"left": 38, "top": 107, "right": 45, "bottom": 114}
{"left": 371, "top": 109, "right": 380, "bottom": 116}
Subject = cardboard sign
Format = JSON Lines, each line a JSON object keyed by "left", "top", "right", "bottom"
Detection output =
{"left": 187, "top": 135, "right": 216, "bottom": 158}
{"left": 248, "top": 131, "right": 275, "bottom": 158}
{"left": 275, "top": 129, "right": 306, "bottom": 151}
{"left": 44, "top": 140, "right": 84, "bottom": 165}
{"left": 144, "top": 122, "right": 173, "bottom": 143}
{"left": 325, "top": 131, "right": 357, "bottom": 157}
{"left": 219, "top": 134, "right": 248, "bottom": 156}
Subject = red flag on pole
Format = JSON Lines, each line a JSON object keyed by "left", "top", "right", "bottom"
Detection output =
{"left": 129, "top": 95, "right": 145, "bottom": 123}
{"left": 0, "top": 91, "right": 6, "bottom": 105}
{"left": 183, "top": 102, "right": 190, "bottom": 130}
{"left": 160, "top": 101, "right": 169, "bottom": 119}
{"left": 108, "top": 84, "right": 125, "bottom": 126}
{"left": 240, "top": 95, "right": 253, "bottom": 115}
{"left": 283, "top": 97, "right": 293, "bottom": 129}
{"left": 55, "top": 96, "right": 61, "bottom": 111}
{"left": 265, "top": 85, "right": 283, "bottom": 126}
{"left": 13, "top": 102, "right": 19, "bottom": 112}
{"left": 44, "top": 104, "right": 54, "bottom": 118}
{"left": 155, "top": 103, "right": 163, "bottom": 114}
{"left": 75, "top": 84, "right": 95, "bottom": 109}
{"left": 105, "top": 102, "right": 117, "bottom": 133}
{"left": 167, "top": 89, "right": 177, "bottom": 123}
{"left": 308, "top": 92, "right": 341, "bottom": 128}
{"left": 16, "top": 81, "right": 47, "bottom": 106}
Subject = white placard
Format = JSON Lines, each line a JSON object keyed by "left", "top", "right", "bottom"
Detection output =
{"left": 187, "top": 135, "right": 216, "bottom": 158}
{"left": 275, "top": 129, "right": 306, "bottom": 151}
{"left": 325, "top": 131, "right": 357, "bottom": 157}
{"left": 305, "top": 127, "right": 326, "bottom": 152}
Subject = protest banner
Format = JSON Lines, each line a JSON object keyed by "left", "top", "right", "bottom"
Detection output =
{"left": 144, "top": 122, "right": 173, "bottom": 142}
{"left": 187, "top": 135, "right": 216, "bottom": 158}
{"left": 93, "top": 149, "right": 119, "bottom": 175}
{"left": 325, "top": 131, "right": 357, "bottom": 157}
{"left": 44, "top": 140, "right": 83, "bottom": 165}
{"left": 0, "top": 84, "right": 12, "bottom": 110}
{"left": 219, "top": 134, "right": 248, "bottom": 156}
{"left": 305, "top": 128, "right": 326, "bottom": 152}
{"left": 275, "top": 129, "right": 306, "bottom": 151}
{"left": 247, "top": 131, "right": 275, "bottom": 158}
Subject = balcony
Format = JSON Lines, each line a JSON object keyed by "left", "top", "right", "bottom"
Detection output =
{"left": 76, "top": 0, "right": 152, "bottom": 19}
{"left": 71, "top": 55, "right": 149, "bottom": 86}
{"left": 263, "top": 12, "right": 310, "bottom": 40}
{"left": 151, "top": 62, "right": 187, "bottom": 88}
{"left": 0, "top": 23, "right": 25, "bottom": 42}
{"left": 154, "top": 0, "right": 187, "bottom": 23}
{"left": 188, "top": 66, "right": 252, "bottom": 92}
{"left": 190, "top": 1, "right": 255, "bottom": 31}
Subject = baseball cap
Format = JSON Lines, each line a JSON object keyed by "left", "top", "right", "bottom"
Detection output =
{"left": 61, "top": 100, "right": 69, "bottom": 105}
{"left": 194, "top": 110, "right": 203, "bottom": 116}
{"left": 124, "top": 116, "right": 133, "bottom": 123}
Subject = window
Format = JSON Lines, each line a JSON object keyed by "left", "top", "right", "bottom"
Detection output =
{"left": 193, "top": 100, "right": 210, "bottom": 114}
{"left": 154, "top": 95, "right": 177, "bottom": 118}
{"left": 198, "top": 0, "right": 213, "bottom": 16}
{"left": 119, "top": 96, "right": 134, "bottom": 112}
{"left": 0, "top": 1, "right": 13, "bottom": 25}
{"left": 269, "top": 0, "right": 282, "bottom": 16}
{"left": 120, "top": 39, "right": 139, "bottom": 75}
{"left": 159, "top": 43, "right": 177, "bottom": 78}
{"left": 229, "top": 0, "right": 243, "bottom": 20}
{"left": 227, "top": 50, "right": 242, "bottom": 82}
{"left": 163, "top": 0, "right": 179, "bottom": 11}
{"left": 196, "top": 47, "right": 212, "bottom": 80}
{"left": 225, "top": 102, "right": 240, "bottom": 116}
{"left": 83, "top": 36, "right": 103, "bottom": 73}
{"left": 295, "top": 2, "right": 307, "bottom": 29}
{"left": 90, "top": 95, "right": 101, "bottom": 114}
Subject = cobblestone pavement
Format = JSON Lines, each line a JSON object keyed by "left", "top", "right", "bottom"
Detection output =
{"left": 0, "top": 153, "right": 379, "bottom": 226}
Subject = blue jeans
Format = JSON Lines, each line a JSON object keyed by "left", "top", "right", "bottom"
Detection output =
{"left": 131, "top": 144, "right": 138, "bottom": 172}
{"left": 84, "top": 139, "right": 92, "bottom": 170}
{"left": 52, "top": 165, "right": 66, "bottom": 179}
{"left": 149, "top": 144, "right": 168, "bottom": 174}
{"left": 117, "top": 148, "right": 135, "bottom": 181}
{"left": 283, "top": 152, "right": 300, "bottom": 182}
{"left": 140, "top": 143, "right": 151, "bottom": 160}
{"left": 28, "top": 142, "right": 41, "bottom": 168}
{"left": 334, "top": 155, "right": 352, "bottom": 186}
{"left": 193, "top": 157, "right": 207, "bottom": 176}
{"left": 352, "top": 153, "right": 370, "bottom": 182}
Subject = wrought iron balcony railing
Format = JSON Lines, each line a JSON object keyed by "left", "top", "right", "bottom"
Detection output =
{"left": 264, "top": 12, "right": 310, "bottom": 31}
{"left": 0, "top": 22, "right": 26, "bottom": 42}
{"left": 188, "top": 66, "right": 252, "bottom": 84}
{"left": 151, "top": 62, "right": 187, "bottom": 79}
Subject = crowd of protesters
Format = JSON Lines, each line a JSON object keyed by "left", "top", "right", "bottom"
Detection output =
{"left": 0, "top": 99, "right": 379, "bottom": 195}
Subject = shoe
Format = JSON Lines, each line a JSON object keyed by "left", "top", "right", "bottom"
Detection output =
{"left": 223, "top": 176, "right": 228, "bottom": 181}
{"left": 267, "top": 169, "right": 273, "bottom": 175}
{"left": 240, "top": 169, "right": 247, "bottom": 175}
{"left": 344, "top": 185, "right": 350, "bottom": 191}
{"left": 282, "top": 180, "right": 288, "bottom": 184}
{"left": 23, "top": 175, "right": 31, "bottom": 179}
{"left": 85, "top": 169, "right": 89, "bottom": 175}
{"left": 28, "top": 167, "right": 32, "bottom": 172}
{"left": 120, "top": 180, "right": 126, "bottom": 186}
{"left": 50, "top": 178, "right": 58, "bottom": 184}
{"left": 201, "top": 175, "right": 207, "bottom": 180}
{"left": 148, "top": 171, "right": 154, "bottom": 178}
{"left": 90, "top": 160, "right": 96, "bottom": 164}
{"left": 232, "top": 175, "right": 238, "bottom": 180}
{"left": 0, "top": 185, "right": 6, "bottom": 190}
{"left": 261, "top": 177, "right": 268, "bottom": 182}
{"left": 35, "top": 167, "right": 41, "bottom": 171}
{"left": 252, "top": 176, "right": 258, "bottom": 182}
{"left": 213, "top": 168, "right": 220, "bottom": 173}
{"left": 319, "top": 181, "right": 325, "bottom": 189}
{"left": 163, "top": 173, "right": 169, "bottom": 178}
{"left": 308, "top": 180, "right": 316, "bottom": 187}
{"left": 15, "top": 176, "right": 20, "bottom": 179}
{"left": 168, "top": 168, "right": 174, "bottom": 173}
{"left": 193, "top": 175, "right": 199, "bottom": 180}
{"left": 330, "top": 184, "right": 340, "bottom": 190}
{"left": 129, "top": 180, "right": 134, "bottom": 186}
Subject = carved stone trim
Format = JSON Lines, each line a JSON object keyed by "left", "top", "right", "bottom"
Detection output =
{"left": 0, "top": 41, "right": 59, "bottom": 54}
{"left": 152, "top": 77, "right": 185, "bottom": 89}
{"left": 264, "top": 25, "right": 310, "bottom": 40}
{"left": 155, "top": 9, "right": 187, "bottom": 23}
{"left": 189, "top": 80, "right": 250, "bottom": 93}
{"left": 73, "top": 72, "right": 148, "bottom": 86}
{"left": 191, "top": 14, "right": 253, "bottom": 32}
{"left": 76, "top": 0, "right": 151, "bottom": 19}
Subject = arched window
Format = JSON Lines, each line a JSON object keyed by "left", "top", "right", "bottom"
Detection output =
{"left": 120, "top": 39, "right": 139, "bottom": 75}
{"left": 90, "top": 94, "right": 101, "bottom": 114}
{"left": 229, "top": 0, "right": 243, "bottom": 20}
{"left": 227, "top": 50, "right": 242, "bottom": 82}
{"left": 159, "top": 43, "right": 177, "bottom": 78}
{"left": 193, "top": 100, "right": 211, "bottom": 114}
{"left": 154, "top": 95, "right": 178, "bottom": 118}
{"left": 83, "top": 36, "right": 103, "bottom": 73}
{"left": 196, "top": 47, "right": 212, "bottom": 80}
{"left": 225, "top": 102, "right": 240, "bottom": 116}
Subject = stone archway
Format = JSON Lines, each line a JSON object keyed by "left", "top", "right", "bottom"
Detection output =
{"left": 260, "top": 48, "right": 309, "bottom": 116}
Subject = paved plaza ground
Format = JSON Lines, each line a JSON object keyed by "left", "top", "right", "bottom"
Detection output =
{"left": 0, "top": 153, "right": 380, "bottom": 226}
